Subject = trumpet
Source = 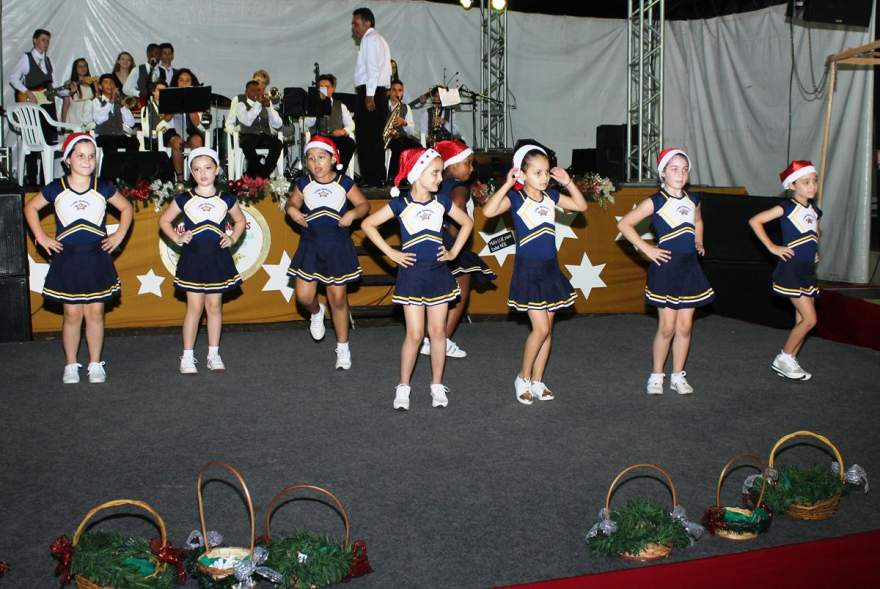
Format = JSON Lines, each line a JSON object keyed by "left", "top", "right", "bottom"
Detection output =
{"left": 268, "top": 86, "right": 282, "bottom": 106}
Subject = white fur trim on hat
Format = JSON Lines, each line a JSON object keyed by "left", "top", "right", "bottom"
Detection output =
{"left": 188, "top": 146, "right": 220, "bottom": 169}
{"left": 512, "top": 144, "right": 547, "bottom": 170}
{"left": 406, "top": 148, "right": 442, "bottom": 185}
{"left": 657, "top": 148, "right": 691, "bottom": 177}
{"left": 443, "top": 147, "right": 473, "bottom": 169}
{"left": 781, "top": 165, "right": 817, "bottom": 190}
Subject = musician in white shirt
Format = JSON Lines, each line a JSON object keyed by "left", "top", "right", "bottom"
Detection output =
{"left": 305, "top": 74, "right": 357, "bottom": 172}
{"left": 235, "top": 80, "right": 283, "bottom": 179}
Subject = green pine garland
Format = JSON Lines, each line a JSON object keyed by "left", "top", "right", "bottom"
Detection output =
{"left": 749, "top": 464, "right": 846, "bottom": 514}
{"left": 69, "top": 531, "right": 177, "bottom": 589}
{"left": 587, "top": 499, "right": 691, "bottom": 558}
{"left": 263, "top": 530, "right": 353, "bottom": 589}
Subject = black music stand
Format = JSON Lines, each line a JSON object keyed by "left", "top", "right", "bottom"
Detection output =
{"left": 283, "top": 87, "right": 307, "bottom": 119}
{"left": 158, "top": 85, "right": 212, "bottom": 143}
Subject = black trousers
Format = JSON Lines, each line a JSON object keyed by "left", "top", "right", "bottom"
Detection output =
{"left": 386, "top": 135, "right": 422, "bottom": 184}
{"left": 354, "top": 85, "right": 389, "bottom": 185}
{"left": 25, "top": 103, "right": 59, "bottom": 185}
{"left": 96, "top": 134, "right": 139, "bottom": 183}
{"left": 239, "top": 133, "right": 283, "bottom": 179}
{"left": 333, "top": 134, "right": 356, "bottom": 174}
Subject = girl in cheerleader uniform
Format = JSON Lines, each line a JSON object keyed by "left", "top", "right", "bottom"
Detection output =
{"left": 286, "top": 136, "right": 369, "bottom": 370}
{"left": 617, "top": 148, "right": 715, "bottom": 396}
{"left": 482, "top": 143, "right": 588, "bottom": 405}
{"left": 361, "top": 147, "right": 473, "bottom": 410}
{"left": 749, "top": 160, "right": 821, "bottom": 381}
{"left": 23, "top": 133, "right": 133, "bottom": 384}
{"left": 158, "top": 147, "right": 245, "bottom": 374}
{"left": 417, "top": 139, "right": 496, "bottom": 359}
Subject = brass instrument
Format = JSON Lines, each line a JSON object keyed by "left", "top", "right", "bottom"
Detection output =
{"left": 121, "top": 95, "right": 141, "bottom": 111}
{"left": 268, "top": 86, "right": 281, "bottom": 106}
{"left": 382, "top": 100, "right": 402, "bottom": 149}
{"left": 426, "top": 103, "right": 450, "bottom": 147}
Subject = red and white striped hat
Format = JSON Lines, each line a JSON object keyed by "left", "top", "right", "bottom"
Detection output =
{"left": 779, "top": 160, "right": 816, "bottom": 189}
{"left": 305, "top": 135, "right": 343, "bottom": 170}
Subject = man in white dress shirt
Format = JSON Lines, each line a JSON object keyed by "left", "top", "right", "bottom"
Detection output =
{"left": 305, "top": 74, "right": 357, "bottom": 172}
{"left": 235, "top": 80, "right": 283, "bottom": 179}
{"left": 351, "top": 7, "right": 392, "bottom": 187}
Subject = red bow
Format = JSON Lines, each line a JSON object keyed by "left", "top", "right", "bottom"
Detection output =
{"left": 50, "top": 535, "right": 74, "bottom": 586}
{"left": 344, "top": 539, "right": 373, "bottom": 580}
{"left": 0, "top": 561, "right": 10, "bottom": 575}
{"left": 149, "top": 538, "right": 187, "bottom": 585}
{"left": 254, "top": 533, "right": 271, "bottom": 546}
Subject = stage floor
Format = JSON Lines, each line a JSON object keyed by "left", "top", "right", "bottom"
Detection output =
{"left": 1, "top": 314, "right": 878, "bottom": 587}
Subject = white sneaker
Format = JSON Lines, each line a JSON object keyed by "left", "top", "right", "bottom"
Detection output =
{"left": 309, "top": 303, "right": 326, "bottom": 341}
{"left": 771, "top": 352, "right": 811, "bottom": 381}
{"left": 180, "top": 356, "right": 198, "bottom": 374}
{"left": 646, "top": 373, "right": 664, "bottom": 395}
{"left": 87, "top": 361, "right": 106, "bottom": 383}
{"left": 62, "top": 363, "right": 82, "bottom": 384}
{"left": 393, "top": 384, "right": 411, "bottom": 411}
{"left": 430, "top": 383, "right": 449, "bottom": 408}
{"left": 419, "top": 337, "right": 430, "bottom": 356}
{"left": 335, "top": 346, "right": 352, "bottom": 370}
{"left": 531, "top": 381, "right": 555, "bottom": 401}
{"left": 206, "top": 354, "right": 226, "bottom": 372}
{"left": 445, "top": 339, "right": 467, "bottom": 358}
{"left": 515, "top": 376, "right": 533, "bottom": 405}
{"left": 670, "top": 371, "right": 694, "bottom": 395}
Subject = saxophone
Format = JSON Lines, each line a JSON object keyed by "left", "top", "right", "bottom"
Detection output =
{"left": 382, "top": 100, "right": 402, "bottom": 149}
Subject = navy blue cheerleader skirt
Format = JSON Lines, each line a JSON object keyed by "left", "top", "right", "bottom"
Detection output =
{"left": 393, "top": 259, "right": 460, "bottom": 306}
{"left": 772, "top": 259, "right": 818, "bottom": 298}
{"left": 288, "top": 231, "right": 362, "bottom": 285}
{"left": 644, "top": 251, "right": 715, "bottom": 309}
{"left": 174, "top": 239, "right": 242, "bottom": 293}
{"left": 443, "top": 231, "right": 496, "bottom": 286}
{"left": 43, "top": 242, "right": 121, "bottom": 303}
{"left": 507, "top": 257, "right": 576, "bottom": 312}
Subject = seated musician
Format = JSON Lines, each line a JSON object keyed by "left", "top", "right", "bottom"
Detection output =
{"left": 61, "top": 58, "right": 97, "bottom": 127}
{"left": 419, "top": 86, "right": 457, "bottom": 145}
{"left": 123, "top": 43, "right": 160, "bottom": 101}
{"left": 92, "top": 74, "right": 138, "bottom": 182}
{"left": 143, "top": 81, "right": 188, "bottom": 178}
{"left": 386, "top": 79, "right": 420, "bottom": 182}
{"left": 235, "top": 80, "right": 283, "bottom": 179}
{"left": 304, "top": 74, "right": 356, "bottom": 172}
{"left": 169, "top": 68, "right": 206, "bottom": 151}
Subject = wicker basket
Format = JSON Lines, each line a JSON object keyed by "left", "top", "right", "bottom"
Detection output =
{"left": 707, "top": 453, "right": 772, "bottom": 541}
{"left": 72, "top": 499, "right": 169, "bottom": 589}
{"left": 195, "top": 461, "right": 255, "bottom": 580}
{"left": 605, "top": 463, "right": 678, "bottom": 561}
{"left": 769, "top": 431, "right": 845, "bottom": 521}
{"left": 264, "top": 483, "right": 352, "bottom": 587}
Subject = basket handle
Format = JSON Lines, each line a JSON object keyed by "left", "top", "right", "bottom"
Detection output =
{"left": 264, "top": 484, "right": 351, "bottom": 547}
{"left": 714, "top": 453, "right": 767, "bottom": 508}
{"left": 605, "top": 463, "right": 677, "bottom": 513}
{"left": 768, "top": 430, "right": 845, "bottom": 482}
{"left": 72, "top": 499, "right": 168, "bottom": 548}
{"left": 196, "top": 461, "right": 255, "bottom": 555}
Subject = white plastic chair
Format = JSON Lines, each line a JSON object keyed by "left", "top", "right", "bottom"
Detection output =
{"left": 227, "top": 127, "right": 284, "bottom": 180}
{"left": 6, "top": 104, "right": 79, "bottom": 185}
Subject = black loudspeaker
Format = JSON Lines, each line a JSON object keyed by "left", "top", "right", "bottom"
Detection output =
{"left": 282, "top": 87, "right": 307, "bottom": 118}
{"left": 473, "top": 149, "right": 513, "bottom": 184}
{"left": 0, "top": 276, "right": 32, "bottom": 342}
{"left": 0, "top": 188, "right": 27, "bottom": 277}
{"left": 595, "top": 124, "right": 633, "bottom": 182}
{"left": 787, "top": 0, "right": 873, "bottom": 27}
{"left": 570, "top": 148, "right": 597, "bottom": 175}
{"left": 699, "top": 193, "right": 784, "bottom": 262}
{"left": 702, "top": 261, "right": 793, "bottom": 329}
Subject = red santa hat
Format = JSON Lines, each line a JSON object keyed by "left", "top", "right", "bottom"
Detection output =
{"left": 435, "top": 139, "right": 473, "bottom": 169}
{"left": 304, "top": 136, "right": 343, "bottom": 170}
{"left": 61, "top": 132, "right": 97, "bottom": 160}
{"left": 656, "top": 147, "right": 691, "bottom": 178}
{"left": 390, "top": 147, "right": 442, "bottom": 197}
{"left": 779, "top": 160, "right": 816, "bottom": 189}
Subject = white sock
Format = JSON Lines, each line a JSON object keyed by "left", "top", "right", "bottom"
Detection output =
{"left": 671, "top": 371, "right": 685, "bottom": 380}
{"left": 780, "top": 350, "right": 794, "bottom": 359}
{"left": 649, "top": 372, "right": 664, "bottom": 380}
{"left": 182, "top": 349, "right": 194, "bottom": 360}
{"left": 208, "top": 346, "right": 219, "bottom": 358}
{"left": 396, "top": 383, "right": 411, "bottom": 393}
{"left": 336, "top": 341, "right": 349, "bottom": 351}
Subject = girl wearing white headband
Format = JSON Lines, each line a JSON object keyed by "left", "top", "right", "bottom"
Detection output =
{"left": 285, "top": 136, "right": 369, "bottom": 370}
{"left": 482, "top": 142, "right": 588, "bottom": 405}
{"left": 617, "top": 147, "right": 715, "bottom": 396}
{"left": 158, "top": 146, "right": 246, "bottom": 375}
{"left": 361, "top": 147, "right": 474, "bottom": 411}
{"left": 24, "top": 132, "right": 133, "bottom": 384}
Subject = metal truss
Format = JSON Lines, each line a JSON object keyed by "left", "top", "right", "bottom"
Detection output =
{"left": 627, "top": 0, "right": 664, "bottom": 181}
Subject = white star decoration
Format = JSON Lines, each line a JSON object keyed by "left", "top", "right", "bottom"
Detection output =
{"left": 565, "top": 252, "right": 607, "bottom": 301}
{"left": 136, "top": 268, "right": 165, "bottom": 297}
{"left": 615, "top": 205, "right": 654, "bottom": 243}
{"left": 478, "top": 219, "right": 517, "bottom": 267}
{"left": 554, "top": 207, "right": 578, "bottom": 250}
{"left": 28, "top": 255, "right": 50, "bottom": 293}
{"left": 261, "top": 250, "right": 294, "bottom": 302}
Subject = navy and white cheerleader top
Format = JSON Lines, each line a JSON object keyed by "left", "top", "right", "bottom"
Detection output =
{"left": 41, "top": 177, "right": 116, "bottom": 244}
{"left": 779, "top": 198, "right": 821, "bottom": 261}
{"left": 650, "top": 189, "right": 701, "bottom": 253}
{"left": 174, "top": 190, "right": 236, "bottom": 242}
{"left": 296, "top": 173, "right": 356, "bottom": 239}
{"left": 507, "top": 188, "right": 560, "bottom": 261}
{"left": 389, "top": 191, "right": 453, "bottom": 263}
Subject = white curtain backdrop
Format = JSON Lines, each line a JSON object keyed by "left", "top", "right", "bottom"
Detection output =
{"left": 1, "top": 1, "right": 872, "bottom": 281}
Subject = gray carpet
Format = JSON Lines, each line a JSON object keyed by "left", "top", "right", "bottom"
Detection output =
{"left": 1, "top": 313, "right": 878, "bottom": 588}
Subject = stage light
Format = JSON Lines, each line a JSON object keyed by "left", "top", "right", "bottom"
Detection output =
{"left": 460, "top": 0, "right": 473, "bottom": 8}
{"left": 491, "top": 0, "right": 507, "bottom": 9}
